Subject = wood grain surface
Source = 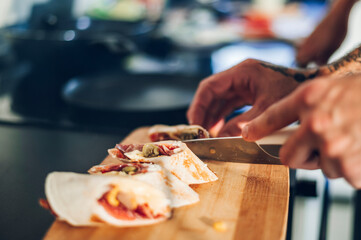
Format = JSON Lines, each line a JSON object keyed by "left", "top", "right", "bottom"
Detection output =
{"left": 44, "top": 127, "right": 289, "bottom": 240}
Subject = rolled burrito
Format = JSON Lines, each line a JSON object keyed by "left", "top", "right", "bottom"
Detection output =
{"left": 44, "top": 172, "right": 171, "bottom": 227}
{"left": 88, "top": 162, "right": 199, "bottom": 208}
{"left": 108, "top": 141, "right": 218, "bottom": 185}
{"left": 148, "top": 124, "right": 209, "bottom": 141}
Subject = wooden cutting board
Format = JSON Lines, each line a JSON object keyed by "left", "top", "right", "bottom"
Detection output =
{"left": 44, "top": 127, "right": 289, "bottom": 240}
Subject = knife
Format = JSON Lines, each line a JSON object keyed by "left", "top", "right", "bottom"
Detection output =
{"left": 183, "top": 126, "right": 298, "bottom": 165}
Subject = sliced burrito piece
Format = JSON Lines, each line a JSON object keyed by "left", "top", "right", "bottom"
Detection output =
{"left": 44, "top": 172, "right": 171, "bottom": 227}
{"left": 148, "top": 124, "right": 209, "bottom": 141}
{"left": 88, "top": 162, "right": 156, "bottom": 176}
{"left": 108, "top": 141, "right": 218, "bottom": 185}
{"left": 88, "top": 162, "right": 199, "bottom": 208}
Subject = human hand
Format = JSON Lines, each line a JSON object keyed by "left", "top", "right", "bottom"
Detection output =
{"left": 243, "top": 74, "right": 361, "bottom": 188}
{"left": 296, "top": 0, "right": 355, "bottom": 67}
{"left": 187, "top": 59, "right": 318, "bottom": 137}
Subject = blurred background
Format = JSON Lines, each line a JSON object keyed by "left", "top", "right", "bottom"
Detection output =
{"left": 0, "top": 0, "right": 328, "bottom": 132}
{"left": 0, "top": 0, "right": 361, "bottom": 240}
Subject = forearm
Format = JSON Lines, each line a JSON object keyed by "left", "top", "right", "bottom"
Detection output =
{"left": 319, "top": 45, "right": 361, "bottom": 76}
{"left": 330, "top": 0, "right": 358, "bottom": 14}
{"left": 324, "top": 0, "right": 358, "bottom": 33}
{"left": 259, "top": 44, "right": 361, "bottom": 83}
{"left": 299, "top": 45, "right": 361, "bottom": 78}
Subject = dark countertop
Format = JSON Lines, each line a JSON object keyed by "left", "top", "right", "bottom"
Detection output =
{"left": 0, "top": 124, "right": 129, "bottom": 240}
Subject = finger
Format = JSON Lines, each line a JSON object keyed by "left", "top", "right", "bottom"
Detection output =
{"left": 318, "top": 126, "right": 354, "bottom": 160}
{"left": 296, "top": 52, "right": 313, "bottom": 67}
{"left": 319, "top": 157, "right": 343, "bottom": 179}
{"left": 314, "top": 45, "right": 337, "bottom": 66}
{"left": 315, "top": 53, "right": 330, "bottom": 66}
{"left": 317, "top": 130, "right": 347, "bottom": 179}
{"left": 319, "top": 131, "right": 356, "bottom": 179}
{"left": 209, "top": 119, "right": 225, "bottom": 137}
{"left": 279, "top": 123, "right": 319, "bottom": 170}
{"left": 202, "top": 99, "right": 226, "bottom": 130}
{"left": 243, "top": 79, "right": 330, "bottom": 141}
{"left": 187, "top": 80, "right": 215, "bottom": 126}
{"left": 204, "top": 97, "right": 248, "bottom": 130}
{"left": 242, "top": 94, "right": 300, "bottom": 141}
{"left": 322, "top": 125, "right": 361, "bottom": 183}
{"left": 187, "top": 72, "right": 238, "bottom": 126}
{"left": 317, "top": 124, "right": 361, "bottom": 181}
{"left": 341, "top": 153, "right": 361, "bottom": 189}
{"left": 217, "top": 106, "right": 262, "bottom": 137}
{"left": 296, "top": 44, "right": 316, "bottom": 67}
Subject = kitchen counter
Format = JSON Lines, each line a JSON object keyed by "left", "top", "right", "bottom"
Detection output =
{"left": 0, "top": 124, "right": 128, "bottom": 240}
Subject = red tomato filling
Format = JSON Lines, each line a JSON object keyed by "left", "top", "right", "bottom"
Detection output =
{"left": 149, "top": 132, "right": 171, "bottom": 141}
{"left": 98, "top": 191, "right": 163, "bottom": 220}
{"left": 114, "top": 150, "right": 126, "bottom": 159}
{"left": 98, "top": 195, "right": 137, "bottom": 220}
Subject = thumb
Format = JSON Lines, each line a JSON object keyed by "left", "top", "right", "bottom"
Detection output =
{"left": 217, "top": 106, "right": 262, "bottom": 137}
{"left": 242, "top": 95, "right": 300, "bottom": 141}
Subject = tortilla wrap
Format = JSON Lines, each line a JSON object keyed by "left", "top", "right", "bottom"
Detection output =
{"left": 108, "top": 141, "right": 218, "bottom": 185}
{"left": 88, "top": 162, "right": 199, "bottom": 208}
{"left": 148, "top": 124, "right": 209, "bottom": 141}
{"left": 45, "top": 172, "right": 171, "bottom": 227}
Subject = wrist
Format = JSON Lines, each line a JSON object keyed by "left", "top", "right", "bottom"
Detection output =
{"left": 258, "top": 61, "right": 320, "bottom": 83}
{"left": 291, "top": 67, "right": 321, "bottom": 82}
{"left": 317, "top": 65, "right": 333, "bottom": 77}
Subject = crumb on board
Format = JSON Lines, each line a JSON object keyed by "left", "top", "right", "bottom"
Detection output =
{"left": 212, "top": 221, "right": 227, "bottom": 232}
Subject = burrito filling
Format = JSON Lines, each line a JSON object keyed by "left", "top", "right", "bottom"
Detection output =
{"left": 97, "top": 163, "right": 148, "bottom": 175}
{"left": 98, "top": 185, "right": 163, "bottom": 220}
{"left": 149, "top": 129, "right": 207, "bottom": 141}
{"left": 112, "top": 143, "right": 181, "bottom": 160}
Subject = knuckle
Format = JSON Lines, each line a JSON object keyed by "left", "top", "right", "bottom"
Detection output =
{"left": 299, "top": 83, "right": 317, "bottom": 106}
{"left": 299, "top": 80, "right": 327, "bottom": 106}
{"left": 198, "top": 79, "right": 209, "bottom": 88}
{"left": 305, "top": 113, "right": 320, "bottom": 134}
{"left": 236, "top": 59, "right": 260, "bottom": 72}
{"left": 306, "top": 112, "right": 329, "bottom": 134}
{"left": 242, "top": 58, "right": 258, "bottom": 66}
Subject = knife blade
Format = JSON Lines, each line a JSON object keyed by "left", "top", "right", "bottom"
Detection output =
{"left": 183, "top": 125, "right": 298, "bottom": 165}
{"left": 184, "top": 137, "right": 282, "bottom": 165}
